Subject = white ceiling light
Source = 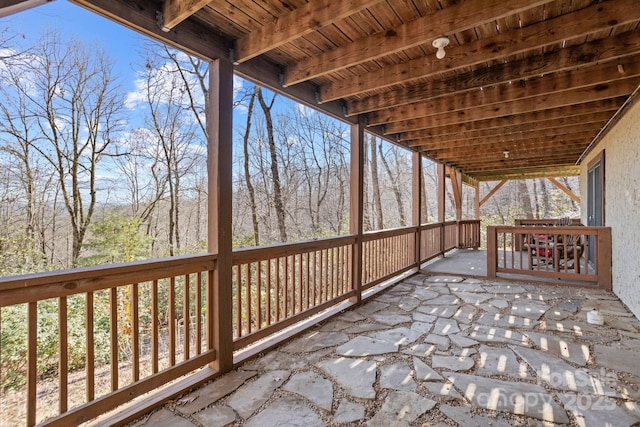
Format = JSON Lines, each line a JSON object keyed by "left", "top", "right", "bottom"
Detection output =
{"left": 432, "top": 36, "right": 450, "bottom": 59}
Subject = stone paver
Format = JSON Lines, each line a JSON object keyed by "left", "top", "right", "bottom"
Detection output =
{"left": 227, "top": 370, "right": 290, "bottom": 419}
{"left": 283, "top": 371, "right": 333, "bottom": 411}
{"left": 316, "top": 358, "right": 377, "bottom": 399}
{"left": 176, "top": 370, "right": 257, "bottom": 415}
{"left": 594, "top": 345, "right": 640, "bottom": 376}
{"left": 476, "top": 311, "right": 538, "bottom": 329}
{"left": 413, "top": 356, "right": 443, "bottom": 381}
{"left": 511, "top": 346, "right": 621, "bottom": 397}
{"left": 336, "top": 336, "right": 398, "bottom": 356}
{"left": 141, "top": 273, "right": 640, "bottom": 427}
{"left": 334, "top": 398, "right": 365, "bottom": 423}
{"left": 440, "top": 404, "right": 515, "bottom": 427}
{"left": 192, "top": 406, "right": 236, "bottom": 426}
{"left": 380, "top": 361, "right": 417, "bottom": 391}
{"left": 282, "top": 331, "right": 348, "bottom": 353}
{"left": 557, "top": 392, "right": 640, "bottom": 426}
{"left": 524, "top": 330, "right": 590, "bottom": 365}
{"left": 365, "top": 391, "right": 436, "bottom": 426}
{"left": 477, "top": 345, "right": 529, "bottom": 379}
{"left": 422, "top": 381, "right": 464, "bottom": 402}
{"left": 446, "top": 372, "right": 570, "bottom": 423}
{"left": 432, "top": 317, "right": 461, "bottom": 335}
{"left": 368, "top": 326, "right": 422, "bottom": 346}
{"left": 423, "top": 333, "right": 449, "bottom": 351}
{"left": 432, "top": 355, "right": 474, "bottom": 371}
{"left": 244, "top": 396, "right": 323, "bottom": 427}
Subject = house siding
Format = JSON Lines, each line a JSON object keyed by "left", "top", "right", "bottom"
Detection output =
{"left": 580, "top": 96, "right": 640, "bottom": 319}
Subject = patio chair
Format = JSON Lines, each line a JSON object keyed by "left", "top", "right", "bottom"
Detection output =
{"left": 553, "top": 232, "right": 585, "bottom": 273}
{"left": 526, "top": 232, "right": 554, "bottom": 270}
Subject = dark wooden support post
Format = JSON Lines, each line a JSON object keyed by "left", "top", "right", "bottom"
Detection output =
{"left": 474, "top": 184, "right": 480, "bottom": 220}
{"left": 412, "top": 152, "right": 422, "bottom": 267}
{"left": 450, "top": 168, "right": 463, "bottom": 221}
{"left": 350, "top": 120, "right": 365, "bottom": 304}
{"left": 487, "top": 226, "right": 497, "bottom": 278}
{"left": 207, "top": 58, "right": 234, "bottom": 373}
{"left": 437, "top": 162, "right": 446, "bottom": 254}
{"left": 597, "top": 227, "right": 612, "bottom": 290}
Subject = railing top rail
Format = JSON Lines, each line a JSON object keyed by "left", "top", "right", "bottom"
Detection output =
{"left": 0, "top": 253, "right": 217, "bottom": 291}
{"left": 0, "top": 254, "right": 217, "bottom": 307}
{"left": 362, "top": 226, "right": 419, "bottom": 241}
{"left": 231, "top": 235, "right": 357, "bottom": 264}
{"left": 490, "top": 225, "right": 610, "bottom": 234}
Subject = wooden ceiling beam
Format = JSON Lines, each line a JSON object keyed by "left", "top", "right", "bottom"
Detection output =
{"left": 384, "top": 80, "right": 639, "bottom": 134}
{"left": 284, "top": 0, "right": 553, "bottom": 86}
{"left": 472, "top": 166, "right": 580, "bottom": 182}
{"left": 431, "top": 143, "right": 588, "bottom": 162}
{"left": 401, "top": 111, "right": 614, "bottom": 142}
{"left": 161, "top": 0, "right": 212, "bottom": 30}
{"left": 234, "top": 0, "right": 384, "bottom": 64}
{"left": 425, "top": 136, "right": 592, "bottom": 157}
{"left": 408, "top": 122, "right": 606, "bottom": 148}
{"left": 324, "top": 0, "right": 640, "bottom": 104}
{"left": 366, "top": 55, "right": 640, "bottom": 125}
{"left": 464, "top": 159, "right": 580, "bottom": 172}
{"left": 399, "top": 110, "right": 618, "bottom": 140}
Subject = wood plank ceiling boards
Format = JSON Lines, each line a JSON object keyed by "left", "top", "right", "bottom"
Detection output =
{"left": 63, "top": 0, "right": 640, "bottom": 181}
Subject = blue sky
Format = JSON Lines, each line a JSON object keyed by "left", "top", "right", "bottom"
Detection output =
{"left": 3, "top": 0, "right": 143, "bottom": 93}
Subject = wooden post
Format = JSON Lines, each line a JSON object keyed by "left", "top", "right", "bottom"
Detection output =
{"left": 474, "top": 183, "right": 480, "bottom": 220}
{"left": 450, "top": 168, "right": 463, "bottom": 221}
{"left": 437, "top": 162, "right": 446, "bottom": 254}
{"left": 486, "top": 226, "right": 497, "bottom": 278}
{"left": 597, "top": 227, "right": 612, "bottom": 290}
{"left": 350, "top": 120, "right": 364, "bottom": 304}
{"left": 412, "top": 152, "right": 422, "bottom": 267}
{"left": 208, "top": 58, "right": 234, "bottom": 373}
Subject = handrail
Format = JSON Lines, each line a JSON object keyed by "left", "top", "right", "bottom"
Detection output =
{"left": 0, "top": 254, "right": 217, "bottom": 307}
{"left": 0, "top": 219, "right": 482, "bottom": 426}
{"left": 487, "top": 225, "right": 611, "bottom": 288}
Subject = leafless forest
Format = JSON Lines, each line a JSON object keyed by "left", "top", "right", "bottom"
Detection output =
{"left": 0, "top": 29, "right": 579, "bottom": 276}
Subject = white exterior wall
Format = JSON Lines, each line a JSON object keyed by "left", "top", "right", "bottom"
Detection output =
{"left": 580, "top": 98, "right": 640, "bottom": 318}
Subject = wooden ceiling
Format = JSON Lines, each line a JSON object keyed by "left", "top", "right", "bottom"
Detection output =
{"left": 20, "top": 0, "right": 640, "bottom": 180}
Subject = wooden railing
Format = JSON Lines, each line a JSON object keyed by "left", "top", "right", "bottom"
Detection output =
{"left": 0, "top": 220, "right": 481, "bottom": 426}
{"left": 0, "top": 255, "right": 217, "bottom": 427}
{"left": 231, "top": 236, "right": 355, "bottom": 350}
{"left": 487, "top": 225, "right": 612, "bottom": 288}
{"left": 362, "top": 226, "right": 417, "bottom": 289}
{"left": 513, "top": 218, "right": 581, "bottom": 250}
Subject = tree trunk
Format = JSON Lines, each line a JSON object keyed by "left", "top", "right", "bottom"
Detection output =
{"left": 257, "top": 87, "right": 287, "bottom": 242}
{"left": 244, "top": 86, "right": 260, "bottom": 245}
{"left": 370, "top": 136, "right": 384, "bottom": 230}
{"left": 379, "top": 142, "right": 407, "bottom": 226}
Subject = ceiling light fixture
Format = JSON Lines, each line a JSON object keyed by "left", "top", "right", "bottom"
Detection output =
{"left": 503, "top": 150, "right": 510, "bottom": 159}
{"left": 432, "top": 36, "right": 449, "bottom": 59}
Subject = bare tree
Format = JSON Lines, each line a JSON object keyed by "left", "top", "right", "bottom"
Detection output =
{"left": 256, "top": 87, "right": 287, "bottom": 242}
{"left": 243, "top": 85, "right": 260, "bottom": 245}
{"left": 379, "top": 142, "right": 407, "bottom": 226}
{"left": 369, "top": 136, "right": 384, "bottom": 230}
{"left": 2, "top": 32, "right": 124, "bottom": 266}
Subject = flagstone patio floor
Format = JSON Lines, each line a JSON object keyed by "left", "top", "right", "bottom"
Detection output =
{"left": 129, "top": 274, "right": 640, "bottom": 426}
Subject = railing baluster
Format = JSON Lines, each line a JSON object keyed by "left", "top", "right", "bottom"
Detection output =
{"left": 183, "top": 275, "right": 190, "bottom": 361}
{"left": 266, "top": 259, "right": 272, "bottom": 325}
{"left": 59, "top": 296, "right": 68, "bottom": 414}
{"left": 131, "top": 283, "right": 140, "bottom": 382}
{"left": 86, "top": 292, "right": 95, "bottom": 401}
{"left": 151, "top": 280, "right": 159, "bottom": 374}
{"left": 275, "top": 258, "right": 281, "bottom": 322}
{"left": 235, "top": 265, "right": 242, "bottom": 337}
{"left": 109, "top": 288, "right": 118, "bottom": 392}
{"left": 257, "top": 261, "right": 262, "bottom": 329}
{"left": 168, "top": 277, "right": 176, "bottom": 366}
{"left": 27, "top": 301, "right": 37, "bottom": 427}
{"left": 196, "top": 272, "right": 202, "bottom": 355}
{"left": 245, "top": 263, "right": 251, "bottom": 334}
